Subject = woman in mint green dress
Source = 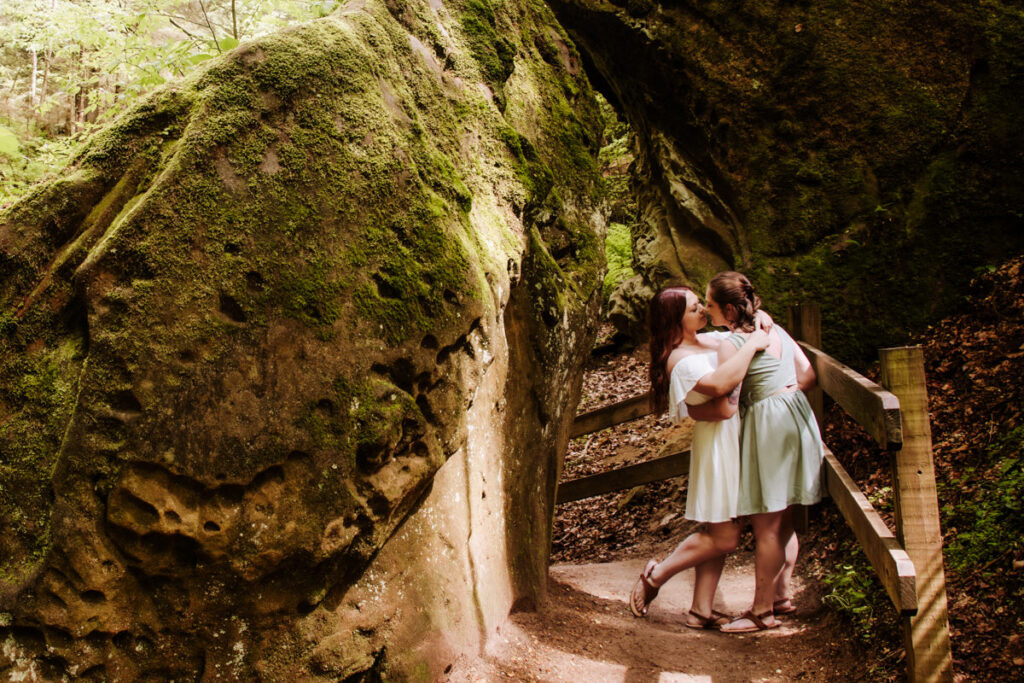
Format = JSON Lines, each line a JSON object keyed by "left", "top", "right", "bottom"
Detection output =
{"left": 705, "top": 271, "right": 824, "bottom": 633}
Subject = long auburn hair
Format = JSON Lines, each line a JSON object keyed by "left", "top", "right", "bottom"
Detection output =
{"left": 648, "top": 286, "right": 695, "bottom": 413}
{"left": 708, "top": 271, "right": 761, "bottom": 333}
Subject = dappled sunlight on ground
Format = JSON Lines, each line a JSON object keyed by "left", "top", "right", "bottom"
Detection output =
{"left": 446, "top": 555, "right": 850, "bottom": 682}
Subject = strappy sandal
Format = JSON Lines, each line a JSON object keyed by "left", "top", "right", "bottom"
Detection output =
{"left": 719, "top": 609, "right": 779, "bottom": 633}
{"left": 773, "top": 598, "right": 797, "bottom": 615}
{"left": 629, "top": 559, "right": 661, "bottom": 617}
{"left": 684, "top": 609, "right": 731, "bottom": 630}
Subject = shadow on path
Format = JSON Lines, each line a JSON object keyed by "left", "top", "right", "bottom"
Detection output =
{"left": 456, "top": 552, "right": 864, "bottom": 682}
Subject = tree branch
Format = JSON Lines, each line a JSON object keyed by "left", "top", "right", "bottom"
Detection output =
{"left": 197, "top": 0, "right": 220, "bottom": 52}
{"left": 167, "top": 18, "right": 203, "bottom": 44}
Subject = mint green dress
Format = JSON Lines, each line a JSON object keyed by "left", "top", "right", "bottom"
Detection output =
{"left": 727, "top": 326, "right": 824, "bottom": 516}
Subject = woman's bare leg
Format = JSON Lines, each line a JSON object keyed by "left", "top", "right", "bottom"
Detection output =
{"left": 774, "top": 510, "right": 798, "bottom": 605}
{"left": 633, "top": 521, "right": 740, "bottom": 619}
{"left": 688, "top": 554, "right": 726, "bottom": 624}
{"left": 720, "top": 510, "right": 784, "bottom": 632}
{"left": 648, "top": 521, "right": 740, "bottom": 587}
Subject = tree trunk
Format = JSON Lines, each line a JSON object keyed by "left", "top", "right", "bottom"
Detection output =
{"left": 30, "top": 48, "right": 37, "bottom": 107}
{"left": 40, "top": 52, "right": 50, "bottom": 104}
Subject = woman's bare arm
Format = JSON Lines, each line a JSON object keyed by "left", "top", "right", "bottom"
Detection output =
{"left": 693, "top": 329, "right": 769, "bottom": 397}
{"left": 685, "top": 393, "right": 739, "bottom": 421}
{"left": 794, "top": 342, "right": 817, "bottom": 391}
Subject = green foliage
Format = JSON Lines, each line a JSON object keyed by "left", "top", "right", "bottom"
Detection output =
{"left": 0, "top": 0, "right": 340, "bottom": 203}
{"left": 0, "top": 125, "right": 20, "bottom": 159}
{"left": 0, "top": 132, "right": 80, "bottom": 206}
{"left": 823, "top": 561, "right": 877, "bottom": 626}
{"left": 595, "top": 91, "right": 636, "bottom": 227}
{"left": 941, "top": 425, "right": 1024, "bottom": 582}
{"left": 603, "top": 222, "right": 634, "bottom": 302}
{"left": 597, "top": 93, "right": 630, "bottom": 149}
{"left": 820, "top": 543, "right": 899, "bottom": 660}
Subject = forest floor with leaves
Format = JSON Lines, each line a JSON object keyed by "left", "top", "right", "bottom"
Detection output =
{"left": 455, "top": 257, "right": 1024, "bottom": 682}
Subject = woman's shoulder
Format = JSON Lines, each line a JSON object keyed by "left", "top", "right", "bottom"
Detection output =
{"left": 665, "top": 347, "right": 692, "bottom": 376}
{"left": 668, "top": 347, "right": 714, "bottom": 377}
{"left": 725, "top": 330, "right": 748, "bottom": 348}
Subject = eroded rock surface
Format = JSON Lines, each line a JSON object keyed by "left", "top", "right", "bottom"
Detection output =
{"left": 0, "top": 0, "right": 603, "bottom": 678}
{"left": 551, "top": 0, "right": 1024, "bottom": 354}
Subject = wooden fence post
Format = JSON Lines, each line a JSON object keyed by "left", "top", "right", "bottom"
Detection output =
{"left": 787, "top": 303, "right": 824, "bottom": 429}
{"left": 879, "top": 346, "right": 953, "bottom": 682}
{"left": 787, "top": 303, "right": 823, "bottom": 534}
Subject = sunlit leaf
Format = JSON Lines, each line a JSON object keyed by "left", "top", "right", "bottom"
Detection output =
{"left": 0, "top": 126, "right": 22, "bottom": 160}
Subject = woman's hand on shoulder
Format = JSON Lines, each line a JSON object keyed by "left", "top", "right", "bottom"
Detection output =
{"left": 747, "top": 328, "right": 770, "bottom": 351}
{"left": 754, "top": 309, "right": 774, "bottom": 332}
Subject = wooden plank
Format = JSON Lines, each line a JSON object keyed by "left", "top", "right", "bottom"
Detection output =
{"left": 788, "top": 304, "right": 824, "bottom": 431}
{"left": 823, "top": 446, "right": 917, "bottom": 615}
{"left": 799, "top": 342, "right": 903, "bottom": 449}
{"left": 556, "top": 449, "right": 689, "bottom": 504}
{"left": 880, "top": 347, "right": 953, "bottom": 682}
{"left": 570, "top": 392, "right": 653, "bottom": 438}
{"left": 591, "top": 340, "right": 623, "bottom": 357}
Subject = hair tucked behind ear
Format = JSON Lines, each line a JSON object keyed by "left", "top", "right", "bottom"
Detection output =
{"left": 708, "top": 271, "right": 761, "bottom": 333}
{"left": 648, "top": 286, "right": 693, "bottom": 413}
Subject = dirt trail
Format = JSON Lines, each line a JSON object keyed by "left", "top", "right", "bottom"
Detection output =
{"left": 448, "top": 551, "right": 865, "bottom": 682}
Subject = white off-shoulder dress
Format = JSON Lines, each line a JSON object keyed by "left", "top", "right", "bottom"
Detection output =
{"left": 667, "top": 332, "right": 741, "bottom": 523}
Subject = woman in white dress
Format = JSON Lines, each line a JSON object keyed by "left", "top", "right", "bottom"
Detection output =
{"left": 629, "top": 285, "right": 769, "bottom": 627}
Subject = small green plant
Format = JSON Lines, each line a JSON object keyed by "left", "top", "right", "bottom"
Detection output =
{"left": 820, "top": 544, "right": 898, "bottom": 649}
{"left": 823, "top": 562, "right": 875, "bottom": 620}
{"left": 941, "top": 425, "right": 1024, "bottom": 584}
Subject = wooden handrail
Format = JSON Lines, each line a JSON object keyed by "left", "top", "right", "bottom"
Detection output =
{"left": 570, "top": 392, "right": 653, "bottom": 438}
{"left": 556, "top": 449, "right": 689, "bottom": 504}
{"left": 799, "top": 342, "right": 903, "bottom": 449}
{"left": 823, "top": 446, "right": 917, "bottom": 615}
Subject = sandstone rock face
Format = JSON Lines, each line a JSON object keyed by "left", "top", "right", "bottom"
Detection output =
{"left": 550, "top": 0, "right": 1024, "bottom": 359}
{"left": 0, "top": 0, "right": 603, "bottom": 678}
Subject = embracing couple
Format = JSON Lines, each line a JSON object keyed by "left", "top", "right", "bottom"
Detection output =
{"left": 629, "top": 271, "right": 825, "bottom": 633}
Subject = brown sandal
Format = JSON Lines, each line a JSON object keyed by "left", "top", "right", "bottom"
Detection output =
{"left": 773, "top": 598, "right": 797, "bottom": 615}
{"left": 720, "top": 609, "right": 779, "bottom": 633}
{"left": 684, "top": 609, "right": 731, "bottom": 630}
{"left": 629, "top": 559, "right": 661, "bottom": 617}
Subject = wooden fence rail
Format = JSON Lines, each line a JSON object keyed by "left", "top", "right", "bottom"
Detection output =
{"left": 822, "top": 446, "right": 917, "bottom": 614}
{"left": 799, "top": 343, "right": 903, "bottom": 449}
{"left": 556, "top": 303, "right": 952, "bottom": 682}
{"left": 570, "top": 392, "right": 652, "bottom": 438}
{"left": 556, "top": 449, "right": 689, "bottom": 505}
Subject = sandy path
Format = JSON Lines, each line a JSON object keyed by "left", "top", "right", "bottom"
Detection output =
{"left": 449, "top": 552, "right": 861, "bottom": 682}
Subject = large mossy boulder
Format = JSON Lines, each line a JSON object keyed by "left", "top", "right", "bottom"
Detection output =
{"left": 550, "top": 0, "right": 1024, "bottom": 360}
{"left": 0, "top": 0, "right": 604, "bottom": 678}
